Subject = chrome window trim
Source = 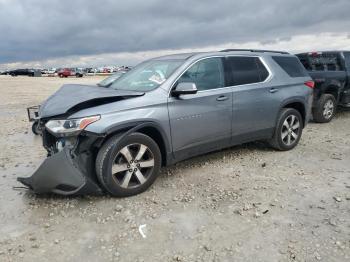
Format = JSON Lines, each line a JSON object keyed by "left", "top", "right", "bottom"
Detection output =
{"left": 168, "top": 54, "right": 273, "bottom": 96}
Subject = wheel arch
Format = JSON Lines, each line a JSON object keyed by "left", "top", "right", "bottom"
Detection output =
{"left": 279, "top": 99, "right": 306, "bottom": 127}
{"left": 100, "top": 121, "right": 171, "bottom": 166}
{"left": 323, "top": 84, "right": 341, "bottom": 102}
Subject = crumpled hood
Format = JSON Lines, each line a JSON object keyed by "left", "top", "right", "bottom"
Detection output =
{"left": 39, "top": 84, "right": 144, "bottom": 118}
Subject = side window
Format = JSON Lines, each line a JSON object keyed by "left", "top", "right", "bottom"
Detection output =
{"left": 297, "top": 55, "right": 312, "bottom": 71}
{"left": 177, "top": 57, "right": 224, "bottom": 91}
{"left": 272, "top": 56, "right": 309, "bottom": 77}
{"left": 227, "top": 56, "right": 267, "bottom": 86}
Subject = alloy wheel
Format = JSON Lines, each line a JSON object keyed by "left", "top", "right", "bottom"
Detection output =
{"left": 323, "top": 99, "right": 334, "bottom": 119}
{"left": 281, "top": 115, "right": 300, "bottom": 146}
{"left": 111, "top": 143, "right": 154, "bottom": 189}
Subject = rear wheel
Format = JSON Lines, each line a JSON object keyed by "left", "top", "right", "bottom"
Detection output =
{"left": 95, "top": 132, "right": 161, "bottom": 197}
{"left": 313, "top": 94, "right": 336, "bottom": 123}
{"left": 269, "top": 108, "right": 303, "bottom": 151}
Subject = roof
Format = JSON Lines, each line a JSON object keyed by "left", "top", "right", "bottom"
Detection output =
{"left": 153, "top": 53, "right": 200, "bottom": 60}
{"left": 154, "top": 49, "right": 292, "bottom": 61}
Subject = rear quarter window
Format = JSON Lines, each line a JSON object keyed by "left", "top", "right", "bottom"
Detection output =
{"left": 272, "top": 56, "right": 309, "bottom": 77}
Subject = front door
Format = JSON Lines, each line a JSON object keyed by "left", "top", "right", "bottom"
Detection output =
{"left": 168, "top": 57, "right": 233, "bottom": 159}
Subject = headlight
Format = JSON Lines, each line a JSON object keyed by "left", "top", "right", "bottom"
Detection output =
{"left": 45, "top": 115, "right": 100, "bottom": 136}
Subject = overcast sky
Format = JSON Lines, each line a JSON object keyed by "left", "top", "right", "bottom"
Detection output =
{"left": 1, "top": 0, "right": 350, "bottom": 69}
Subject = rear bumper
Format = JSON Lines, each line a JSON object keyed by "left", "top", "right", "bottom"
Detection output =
{"left": 17, "top": 144, "right": 103, "bottom": 196}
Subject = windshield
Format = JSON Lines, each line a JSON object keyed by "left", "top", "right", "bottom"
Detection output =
{"left": 110, "top": 59, "right": 184, "bottom": 91}
{"left": 97, "top": 71, "right": 126, "bottom": 87}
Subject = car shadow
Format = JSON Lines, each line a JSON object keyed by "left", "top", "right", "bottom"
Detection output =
{"left": 161, "top": 140, "right": 273, "bottom": 174}
{"left": 20, "top": 141, "right": 272, "bottom": 200}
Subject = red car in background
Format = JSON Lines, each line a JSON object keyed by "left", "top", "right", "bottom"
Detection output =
{"left": 58, "top": 68, "right": 84, "bottom": 78}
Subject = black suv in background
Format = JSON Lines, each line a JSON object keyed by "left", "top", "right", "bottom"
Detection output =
{"left": 3, "top": 68, "right": 35, "bottom": 77}
{"left": 296, "top": 51, "right": 350, "bottom": 123}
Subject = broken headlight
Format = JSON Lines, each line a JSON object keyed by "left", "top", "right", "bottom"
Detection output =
{"left": 45, "top": 115, "right": 100, "bottom": 136}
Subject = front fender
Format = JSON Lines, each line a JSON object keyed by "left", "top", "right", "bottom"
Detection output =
{"left": 96, "top": 121, "right": 173, "bottom": 165}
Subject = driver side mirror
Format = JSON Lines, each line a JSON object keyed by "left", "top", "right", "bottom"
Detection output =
{"left": 172, "top": 82, "right": 198, "bottom": 96}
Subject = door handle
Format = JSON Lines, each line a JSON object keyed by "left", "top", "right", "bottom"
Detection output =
{"left": 269, "top": 88, "right": 279, "bottom": 93}
{"left": 216, "top": 95, "right": 228, "bottom": 101}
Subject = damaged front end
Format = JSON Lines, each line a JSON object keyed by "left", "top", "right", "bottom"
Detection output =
{"left": 18, "top": 118, "right": 105, "bottom": 196}
{"left": 18, "top": 84, "right": 145, "bottom": 195}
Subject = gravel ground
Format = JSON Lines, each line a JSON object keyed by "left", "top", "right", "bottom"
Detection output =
{"left": 0, "top": 75, "right": 349, "bottom": 262}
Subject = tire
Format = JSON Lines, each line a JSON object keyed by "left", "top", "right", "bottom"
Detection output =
{"left": 95, "top": 132, "right": 161, "bottom": 197}
{"left": 312, "top": 94, "right": 336, "bottom": 123}
{"left": 269, "top": 108, "right": 303, "bottom": 151}
{"left": 31, "top": 122, "right": 41, "bottom": 135}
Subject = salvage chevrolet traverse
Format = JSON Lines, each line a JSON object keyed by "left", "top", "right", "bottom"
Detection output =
{"left": 18, "top": 49, "right": 314, "bottom": 197}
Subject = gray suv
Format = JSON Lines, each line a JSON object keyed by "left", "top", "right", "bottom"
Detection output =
{"left": 18, "top": 49, "right": 314, "bottom": 197}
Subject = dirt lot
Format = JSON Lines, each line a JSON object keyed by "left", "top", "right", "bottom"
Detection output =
{"left": 0, "top": 75, "right": 349, "bottom": 262}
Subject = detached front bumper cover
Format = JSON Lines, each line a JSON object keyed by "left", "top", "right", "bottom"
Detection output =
{"left": 17, "top": 147, "right": 102, "bottom": 196}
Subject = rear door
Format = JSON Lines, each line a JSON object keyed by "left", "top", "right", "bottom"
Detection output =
{"left": 168, "top": 57, "right": 233, "bottom": 159}
{"left": 225, "top": 56, "right": 279, "bottom": 141}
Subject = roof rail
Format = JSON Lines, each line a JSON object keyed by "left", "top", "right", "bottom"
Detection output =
{"left": 220, "top": 49, "right": 289, "bottom": 54}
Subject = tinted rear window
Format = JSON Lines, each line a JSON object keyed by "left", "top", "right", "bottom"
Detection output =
{"left": 226, "top": 56, "right": 269, "bottom": 86}
{"left": 272, "top": 56, "right": 308, "bottom": 77}
{"left": 297, "top": 53, "right": 343, "bottom": 72}
{"left": 344, "top": 52, "right": 350, "bottom": 70}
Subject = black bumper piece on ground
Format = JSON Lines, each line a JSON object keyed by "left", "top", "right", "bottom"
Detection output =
{"left": 17, "top": 147, "right": 103, "bottom": 196}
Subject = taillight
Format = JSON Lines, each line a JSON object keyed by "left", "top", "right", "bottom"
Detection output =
{"left": 309, "top": 52, "right": 321, "bottom": 57}
{"left": 304, "top": 80, "right": 315, "bottom": 89}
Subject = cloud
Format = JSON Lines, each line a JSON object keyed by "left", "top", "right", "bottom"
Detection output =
{"left": 0, "top": 0, "right": 350, "bottom": 68}
{"left": 2, "top": 32, "right": 350, "bottom": 70}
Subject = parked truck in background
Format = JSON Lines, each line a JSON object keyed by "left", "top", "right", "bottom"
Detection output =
{"left": 296, "top": 51, "right": 350, "bottom": 123}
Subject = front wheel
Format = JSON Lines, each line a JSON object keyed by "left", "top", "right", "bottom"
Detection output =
{"left": 95, "top": 132, "right": 161, "bottom": 197}
{"left": 31, "top": 121, "right": 41, "bottom": 135}
{"left": 269, "top": 108, "right": 303, "bottom": 151}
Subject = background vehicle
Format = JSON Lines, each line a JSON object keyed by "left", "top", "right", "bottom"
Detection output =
{"left": 97, "top": 71, "right": 127, "bottom": 87}
{"left": 42, "top": 68, "right": 57, "bottom": 75}
{"left": 75, "top": 68, "right": 84, "bottom": 77}
{"left": 4, "top": 69, "right": 35, "bottom": 77}
{"left": 58, "top": 68, "right": 84, "bottom": 78}
{"left": 18, "top": 50, "right": 313, "bottom": 197}
{"left": 296, "top": 51, "right": 350, "bottom": 123}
